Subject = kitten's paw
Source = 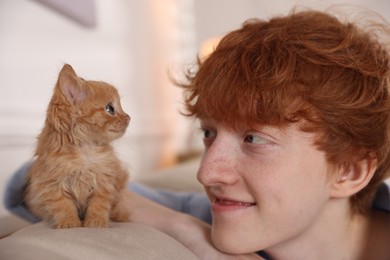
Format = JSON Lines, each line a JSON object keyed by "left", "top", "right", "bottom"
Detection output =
{"left": 54, "top": 219, "right": 82, "bottom": 229}
{"left": 110, "top": 211, "right": 130, "bottom": 222}
{"left": 83, "top": 217, "right": 110, "bottom": 228}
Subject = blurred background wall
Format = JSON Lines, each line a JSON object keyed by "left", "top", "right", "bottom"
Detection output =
{"left": 1, "top": 0, "right": 389, "bottom": 218}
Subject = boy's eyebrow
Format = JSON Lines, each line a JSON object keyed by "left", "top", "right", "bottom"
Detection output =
{"left": 199, "top": 118, "right": 217, "bottom": 126}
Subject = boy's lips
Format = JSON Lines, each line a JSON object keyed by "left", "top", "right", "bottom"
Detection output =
{"left": 207, "top": 189, "right": 257, "bottom": 212}
{"left": 211, "top": 197, "right": 256, "bottom": 213}
{"left": 215, "top": 198, "right": 257, "bottom": 207}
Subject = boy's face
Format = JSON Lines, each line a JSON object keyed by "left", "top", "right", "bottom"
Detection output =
{"left": 197, "top": 119, "right": 334, "bottom": 254}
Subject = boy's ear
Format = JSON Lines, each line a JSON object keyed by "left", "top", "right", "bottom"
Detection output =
{"left": 330, "top": 157, "right": 377, "bottom": 198}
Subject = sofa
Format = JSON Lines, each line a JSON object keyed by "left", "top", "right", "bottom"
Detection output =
{"left": 0, "top": 157, "right": 204, "bottom": 260}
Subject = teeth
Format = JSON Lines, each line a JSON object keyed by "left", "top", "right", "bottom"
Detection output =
{"left": 239, "top": 202, "right": 254, "bottom": 206}
{"left": 218, "top": 199, "right": 255, "bottom": 206}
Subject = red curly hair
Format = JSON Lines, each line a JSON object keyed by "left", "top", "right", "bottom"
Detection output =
{"left": 181, "top": 10, "right": 390, "bottom": 213}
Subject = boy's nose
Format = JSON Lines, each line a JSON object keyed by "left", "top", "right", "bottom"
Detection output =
{"left": 197, "top": 138, "right": 238, "bottom": 187}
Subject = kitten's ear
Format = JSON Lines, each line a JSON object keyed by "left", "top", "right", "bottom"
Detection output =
{"left": 58, "top": 64, "right": 89, "bottom": 105}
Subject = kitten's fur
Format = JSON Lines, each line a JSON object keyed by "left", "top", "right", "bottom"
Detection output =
{"left": 25, "top": 64, "right": 131, "bottom": 228}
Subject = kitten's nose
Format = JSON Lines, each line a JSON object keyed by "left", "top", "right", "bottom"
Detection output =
{"left": 124, "top": 114, "right": 131, "bottom": 125}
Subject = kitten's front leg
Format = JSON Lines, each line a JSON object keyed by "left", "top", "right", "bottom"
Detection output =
{"left": 83, "top": 193, "right": 112, "bottom": 228}
{"left": 110, "top": 189, "right": 131, "bottom": 222}
{"left": 46, "top": 197, "right": 82, "bottom": 229}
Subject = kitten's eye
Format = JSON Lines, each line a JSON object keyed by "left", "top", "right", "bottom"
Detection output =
{"left": 105, "top": 103, "right": 115, "bottom": 115}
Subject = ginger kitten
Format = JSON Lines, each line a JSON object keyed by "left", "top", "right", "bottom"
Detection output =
{"left": 25, "top": 64, "right": 131, "bottom": 228}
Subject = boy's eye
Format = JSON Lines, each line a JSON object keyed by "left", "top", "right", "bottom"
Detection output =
{"left": 105, "top": 103, "right": 115, "bottom": 115}
{"left": 201, "top": 128, "right": 216, "bottom": 148}
{"left": 244, "top": 134, "right": 268, "bottom": 144}
{"left": 202, "top": 128, "right": 216, "bottom": 139}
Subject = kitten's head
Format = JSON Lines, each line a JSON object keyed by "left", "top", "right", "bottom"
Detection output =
{"left": 47, "top": 64, "right": 130, "bottom": 144}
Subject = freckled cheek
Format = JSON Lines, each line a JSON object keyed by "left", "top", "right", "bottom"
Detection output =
{"left": 261, "top": 158, "right": 329, "bottom": 209}
{"left": 240, "top": 158, "right": 294, "bottom": 201}
{"left": 240, "top": 156, "right": 276, "bottom": 182}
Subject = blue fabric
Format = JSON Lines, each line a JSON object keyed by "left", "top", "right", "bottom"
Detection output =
{"left": 372, "top": 179, "right": 390, "bottom": 212}
{"left": 3, "top": 161, "right": 212, "bottom": 224}
{"left": 3, "top": 161, "right": 40, "bottom": 223}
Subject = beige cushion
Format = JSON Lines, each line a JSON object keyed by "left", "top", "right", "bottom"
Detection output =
{"left": 0, "top": 222, "right": 198, "bottom": 260}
